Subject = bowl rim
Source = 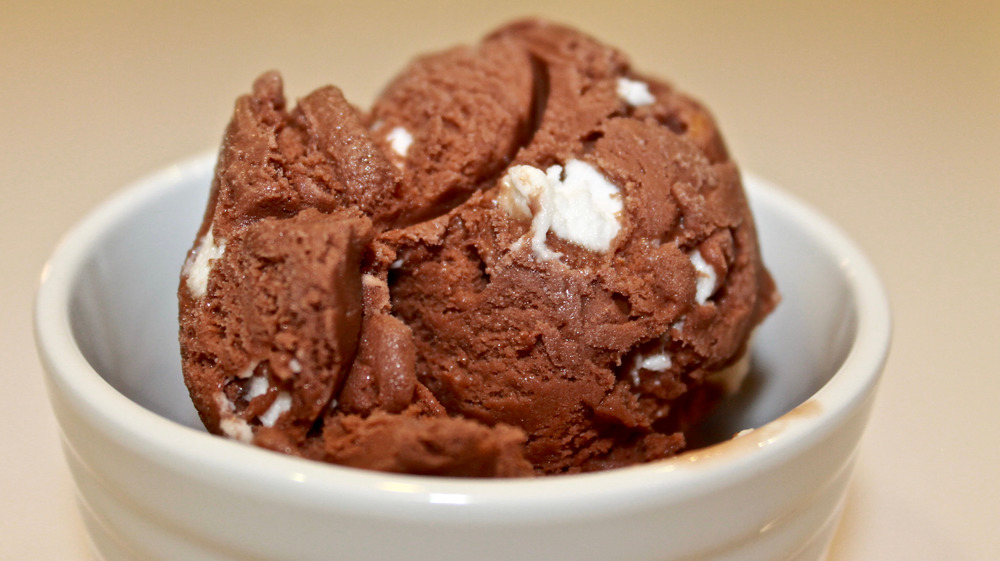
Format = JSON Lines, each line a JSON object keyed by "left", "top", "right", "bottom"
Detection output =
{"left": 34, "top": 152, "right": 891, "bottom": 518}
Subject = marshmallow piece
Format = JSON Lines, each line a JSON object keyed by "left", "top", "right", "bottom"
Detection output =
{"left": 499, "top": 160, "right": 623, "bottom": 260}
{"left": 246, "top": 374, "right": 269, "bottom": 400}
{"left": 386, "top": 126, "right": 413, "bottom": 157}
{"left": 689, "top": 249, "right": 717, "bottom": 304}
{"left": 259, "top": 391, "right": 292, "bottom": 428}
{"left": 627, "top": 349, "right": 673, "bottom": 387}
{"left": 183, "top": 227, "right": 225, "bottom": 299}
{"left": 616, "top": 77, "right": 655, "bottom": 107}
{"left": 214, "top": 392, "right": 253, "bottom": 443}
{"left": 639, "top": 353, "right": 672, "bottom": 372}
{"left": 218, "top": 417, "right": 253, "bottom": 443}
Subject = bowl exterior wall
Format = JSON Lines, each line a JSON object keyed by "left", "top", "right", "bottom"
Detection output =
{"left": 36, "top": 156, "right": 889, "bottom": 561}
{"left": 43, "top": 344, "right": 878, "bottom": 561}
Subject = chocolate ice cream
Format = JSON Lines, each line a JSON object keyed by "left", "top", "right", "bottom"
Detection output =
{"left": 178, "top": 19, "right": 777, "bottom": 476}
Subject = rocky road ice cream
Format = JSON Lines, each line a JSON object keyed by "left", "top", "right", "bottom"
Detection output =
{"left": 178, "top": 19, "right": 778, "bottom": 477}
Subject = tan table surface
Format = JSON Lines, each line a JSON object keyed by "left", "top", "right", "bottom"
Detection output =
{"left": 3, "top": 2, "right": 998, "bottom": 559}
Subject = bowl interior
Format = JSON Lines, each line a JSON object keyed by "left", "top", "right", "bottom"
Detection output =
{"left": 67, "top": 156, "right": 857, "bottom": 442}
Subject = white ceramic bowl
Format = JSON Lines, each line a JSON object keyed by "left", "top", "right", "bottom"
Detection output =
{"left": 35, "top": 153, "right": 890, "bottom": 561}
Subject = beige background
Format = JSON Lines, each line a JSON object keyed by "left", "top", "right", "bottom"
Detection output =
{"left": 3, "top": 1, "right": 998, "bottom": 559}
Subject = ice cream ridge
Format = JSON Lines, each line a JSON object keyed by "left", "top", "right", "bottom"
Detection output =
{"left": 178, "top": 19, "right": 778, "bottom": 477}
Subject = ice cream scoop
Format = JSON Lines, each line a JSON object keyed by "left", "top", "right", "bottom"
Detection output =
{"left": 178, "top": 19, "right": 778, "bottom": 476}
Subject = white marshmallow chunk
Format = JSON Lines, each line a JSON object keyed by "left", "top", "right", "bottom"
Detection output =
{"left": 214, "top": 392, "right": 253, "bottom": 443}
{"left": 689, "top": 249, "right": 717, "bottom": 304}
{"left": 245, "top": 374, "right": 269, "bottom": 400}
{"left": 386, "top": 126, "right": 413, "bottom": 157}
{"left": 183, "top": 227, "right": 225, "bottom": 299}
{"left": 627, "top": 349, "right": 673, "bottom": 387}
{"left": 639, "top": 353, "right": 672, "bottom": 372}
{"left": 616, "top": 77, "right": 655, "bottom": 107}
{"left": 499, "top": 160, "right": 623, "bottom": 261}
{"left": 259, "top": 391, "right": 292, "bottom": 428}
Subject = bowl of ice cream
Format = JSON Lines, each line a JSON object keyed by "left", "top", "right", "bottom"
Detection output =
{"left": 35, "top": 19, "right": 889, "bottom": 561}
